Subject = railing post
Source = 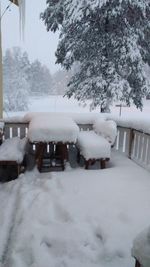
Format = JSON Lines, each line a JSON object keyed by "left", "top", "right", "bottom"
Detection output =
{"left": 128, "top": 128, "right": 134, "bottom": 159}
{"left": 135, "top": 259, "right": 141, "bottom": 267}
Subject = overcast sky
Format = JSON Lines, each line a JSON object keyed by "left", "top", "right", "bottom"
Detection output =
{"left": 1, "top": 0, "right": 60, "bottom": 74}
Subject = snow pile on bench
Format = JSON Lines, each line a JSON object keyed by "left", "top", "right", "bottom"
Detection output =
{"left": 77, "top": 131, "right": 111, "bottom": 160}
{"left": 93, "top": 119, "right": 117, "bottom": 145}
{"left": 132, "top": 226, "right": 150, "bottom": 267}
{"left": 28, "top": 114, "right": 79, "bottom": 143}
{"left": 0, "top": 137, "right": 27, "bottom": 163}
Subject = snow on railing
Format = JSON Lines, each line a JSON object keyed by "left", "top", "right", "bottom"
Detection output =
{"left": 1, "top": 121, "right": 150, "bottom": 171}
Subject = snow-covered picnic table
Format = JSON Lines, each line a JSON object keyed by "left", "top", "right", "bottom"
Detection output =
{"left": 27, "top": 113, "right": 79, "bottom": 143}
{"left": 27, "top": 114, "right": 79, "bottom": 171}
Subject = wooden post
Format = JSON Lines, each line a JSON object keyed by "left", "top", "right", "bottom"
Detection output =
{"left": 128, "top": 128, "right": 134, "bottom": 159}
{"left": 0, "top": 6, "right": 3, "bottom": 119}
{"left": 101, "top": 159, "right": 106, "bottom": 169}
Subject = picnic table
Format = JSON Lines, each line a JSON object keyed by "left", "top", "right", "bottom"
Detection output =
{"left": 27, "top": 114, "right": 79, "bottom": 171}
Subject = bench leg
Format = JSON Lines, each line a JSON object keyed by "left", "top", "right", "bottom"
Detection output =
{"left": 61, "top": 160, "right": 65, "bottom": 171}
{"left": 36, "top": 143, "right": 46, "bottom": 172}
{"left": 17, "top": 164, "right": 21, "bottom": 176}
{"left": 77, "top": 149, "right": 80, "bottom": 164}
{"left": 85, "top": 160, "right": 90, "bottom": 169}
{"left": 56, "top": 144, "right": 68, "bottom": 161}
{"left": 100, "top": 159, "right": 106, "bottom": 169}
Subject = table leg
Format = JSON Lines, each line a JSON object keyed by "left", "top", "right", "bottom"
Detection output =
{"left": 36, "top": 143, "right": 46, "bottom": 172}
{"left": 56, "top": 144, "right": 68, "bottom": 161}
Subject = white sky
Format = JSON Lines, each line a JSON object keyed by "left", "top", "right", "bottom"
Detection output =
{"left": 1, "top": 0, "right": 60, "bottom": 74}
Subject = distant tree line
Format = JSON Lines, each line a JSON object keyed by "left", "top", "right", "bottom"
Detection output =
{"left": 3, "top": 47, "right": 69, "bottom": 112}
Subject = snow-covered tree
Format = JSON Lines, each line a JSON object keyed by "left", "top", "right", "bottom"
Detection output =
{"left": 3, "top": 48, "right": 29, "bottom": 111}
{"left": 41, "top": 0, "right": 150, "bottom": 110}
{"left": 52, "top": 69, "right": 72, "bottom": 95}
{"left": 29, "top": 60, "right": 52, "bottom": 95}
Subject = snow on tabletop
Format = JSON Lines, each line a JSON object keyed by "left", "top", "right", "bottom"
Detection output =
{"left": 0, "top": 137, "right": 27, "bottom": 163}
{"left": 93, "top": 119, "right": 117, "bottom": 145}
{"left": 1, "top": 153, "right": 150, "bottom": 267}
{"left": 132, "top": 226, "right": 150, "bottom": 267}
{"left": 77, "top": 130, "right": 111, "bottom": 159}
{"left": 27, "top": 114, "right": 79, "bottom": 143}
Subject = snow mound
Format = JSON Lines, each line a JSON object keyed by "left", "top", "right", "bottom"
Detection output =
{"left": 93, "top": 119, "right": 117, "bottom": 145}
{"left": 0, "top": 137, "right": 27, "bottom": 163}
{"left": 27, "top": 113, "right": 79, "bottom": 143}
{"left": 106, "top": 114, "right": 150, "bottom": 134}
{"left": 77, "top": 130, "right": 111, "bottom": 160}
{"left": 132, "top": 226, "right": 150, "bottom": 267}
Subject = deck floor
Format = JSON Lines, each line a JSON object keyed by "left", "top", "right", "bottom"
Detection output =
{"left": 0, "top": 152, "right": 150, "bottom": 267}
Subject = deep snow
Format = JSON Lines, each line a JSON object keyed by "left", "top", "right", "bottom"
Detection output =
{"left": 3, "top": 95, "right": 150, "bottom": 118}
{"left": 0, "top": 153, "right": 150, "bottom": 267}
{"left": 0, "top": 137, "right": 27, "bottom": 163}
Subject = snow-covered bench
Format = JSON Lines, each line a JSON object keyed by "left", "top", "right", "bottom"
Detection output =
{"left": 0, "top": 137, "right": 27, "bottom": 177}
{"left": 77, "top": 119, "right": 117, "bottom": 169}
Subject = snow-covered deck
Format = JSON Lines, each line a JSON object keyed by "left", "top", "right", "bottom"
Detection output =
{"left": 0, "top": 151, "right": 150, "bottom": 267}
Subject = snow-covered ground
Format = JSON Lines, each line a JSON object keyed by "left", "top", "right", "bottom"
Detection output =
{"left": 3, "top": 95, "right": 150, "bottom": 119}
{"left": 0, "top": 153, "right": 150, "bottom": 267}
{"left": 1, "top": 96, "right": 150, "bottom": 267}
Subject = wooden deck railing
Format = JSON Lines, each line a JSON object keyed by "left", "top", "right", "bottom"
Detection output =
{"left": 114, "top": 126, "right": 150, "bottom": 171}
{"left": 3, "top": 122, "right": 28, "bottom": 140}
{"left": 1, "top": 122, "right": 150, "bottom": 171}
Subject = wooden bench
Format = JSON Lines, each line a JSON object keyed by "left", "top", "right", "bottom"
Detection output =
{"left": 0, "top": 137, "right": 27, "bottom": 179}
{"left": 77, "top": 131, "right": 111, "bottom": 169}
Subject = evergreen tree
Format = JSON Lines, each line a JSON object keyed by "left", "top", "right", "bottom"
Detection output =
{"left": 29, "top": 60, "right": 52, "bottom": 95}
{"left": 52, "top": 69, "right": 72, "bottom": 95}
{"left": 3, "top": 48, "right": 29, "bottom": 111}
{"left": 41, "top": 0, "right": 150, "bottom": 110}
